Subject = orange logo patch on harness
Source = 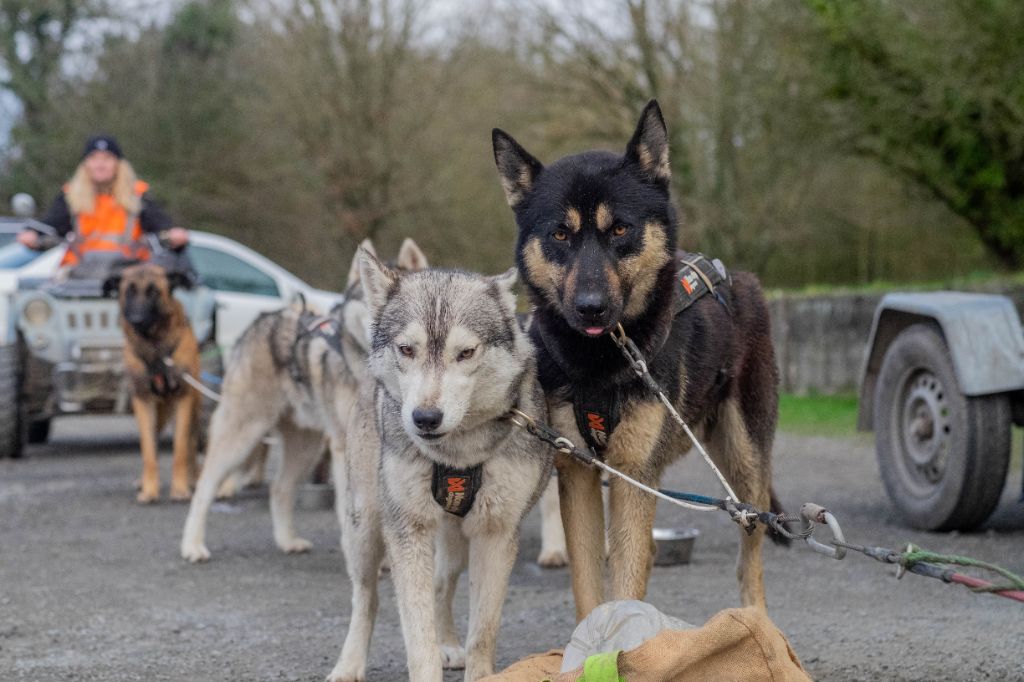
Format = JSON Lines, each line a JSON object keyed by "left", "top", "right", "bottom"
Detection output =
{"left": 587, "top": 412, "right": 606, "bottom": 432}
{"left": 444, "top": 476, "right": 467, "bottom": 512}
{"left": 432, "top": 463, "right": 481, "bottom": 517}
{"left": 680, "top": 273, "right": 698, "bottom": 295}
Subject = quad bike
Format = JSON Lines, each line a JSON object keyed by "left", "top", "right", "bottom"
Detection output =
{"left": 0, "top": 225, "right": 218, "bottom": 458}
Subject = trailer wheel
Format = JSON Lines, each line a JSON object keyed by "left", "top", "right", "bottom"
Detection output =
{"left": 0, "top": 343, "right": 26, "bottom": 458}
{"left": 874, "top": 324, "right": 1010, "bottom": 530}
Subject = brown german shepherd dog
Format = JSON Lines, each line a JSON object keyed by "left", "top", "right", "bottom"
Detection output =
{"left": 119, "top": 263, "right": 200, "bottom": 503}
{"left": 492, "top": 100, "right": 785, "bottom": 619}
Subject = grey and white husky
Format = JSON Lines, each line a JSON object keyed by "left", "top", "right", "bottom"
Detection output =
{"left": 327, "top": 252, "right": 552, "bottom": 682}
{"left": 180, "top": 239, "right": 428, "bottom": 563}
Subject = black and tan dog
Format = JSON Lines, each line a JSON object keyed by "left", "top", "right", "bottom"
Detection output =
{"left": 492, "top": 100, "right": 785, "bottom": 619}
{"left": 118, "top": 263, "right": 200, "bottom": 503}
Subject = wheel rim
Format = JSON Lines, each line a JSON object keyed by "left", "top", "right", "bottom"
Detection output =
{"left": 894, "top": 369, "right": 951, "bottom": 496}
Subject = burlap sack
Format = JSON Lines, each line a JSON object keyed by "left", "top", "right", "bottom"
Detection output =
{"left": 483, "top": 607, "right": 811, "bottom": 682}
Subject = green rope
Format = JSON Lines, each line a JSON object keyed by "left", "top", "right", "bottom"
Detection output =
{"left": 901, "top": 544, "right": 1024, "bottom": 593}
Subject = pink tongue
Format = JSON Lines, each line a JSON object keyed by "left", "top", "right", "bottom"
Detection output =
{"left": 585, "top": 326, "right": 604, "bottom": 336}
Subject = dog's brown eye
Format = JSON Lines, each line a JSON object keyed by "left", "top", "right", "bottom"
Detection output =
{"left": 397, "top": 344, "right": 414, "bottom": 358}
{"left": 612, "top": 224, "right": 629, "bottom": 237}
{"left": 458, "top": 347, "right": 476, "bottom": 361}
{"left": 552, "top": 229, "right": 569, "bottom": 242}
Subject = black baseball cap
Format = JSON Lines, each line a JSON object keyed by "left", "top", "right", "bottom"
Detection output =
{"left": 82, "top": 134, "right": 123, "bottom": 159}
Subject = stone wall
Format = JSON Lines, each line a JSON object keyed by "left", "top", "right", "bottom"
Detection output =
{"left": 768, "top": 284, "right": 1024, "bottom": 395}
{"left": 769, "top": 293, "right": 881, "bottom": 395}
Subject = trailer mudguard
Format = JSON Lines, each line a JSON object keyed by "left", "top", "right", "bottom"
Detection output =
{"left": 858, "top": 292, "right": 1024, "bottom": 430}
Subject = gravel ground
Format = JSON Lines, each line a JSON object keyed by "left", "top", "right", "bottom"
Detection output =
{"left": 1, "top": 415, "right": 1022, "bottom": 681}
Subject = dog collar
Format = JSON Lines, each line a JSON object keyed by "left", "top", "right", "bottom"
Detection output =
{"left": 431, "top": 462, "right": 483, "bottom": 517}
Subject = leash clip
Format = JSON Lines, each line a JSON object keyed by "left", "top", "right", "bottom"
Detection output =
{"left": 507, "top": 407, "right": 535, "bottom": 431}
{"left": 800, "top": 503, "right": 846, "bottom": 560}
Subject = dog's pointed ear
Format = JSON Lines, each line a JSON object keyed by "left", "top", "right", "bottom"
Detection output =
{"left": 624, "top": 100, "right": 671, "bottom": 189}
{"left": 357, "top": 247, "right": 397, "bottom": 315}
{"left": 347, "top": 239, "right": 376, "bottom": 288}
{"left": 489, "top": 267, "right": 518, "bottom": 312}
{"left": 396, "top": 238, "right": 429, "bottom": 272}
{"left": 492, "top": 129, "right": 544, "bottom": 209}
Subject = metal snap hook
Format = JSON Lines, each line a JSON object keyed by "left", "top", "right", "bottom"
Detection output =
{"left": 800, "top": 503, "right": 847, "bottom": 560}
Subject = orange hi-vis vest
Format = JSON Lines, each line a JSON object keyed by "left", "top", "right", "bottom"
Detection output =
{"left": 61, "top": 179, "right": 152, "bottom": 266}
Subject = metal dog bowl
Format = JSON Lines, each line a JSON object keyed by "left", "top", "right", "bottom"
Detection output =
{"left": 296, "top": 483, "right": 335, "bottom": 511}
{"left": 652, "top": 527, "right": 700, "bottom": 566}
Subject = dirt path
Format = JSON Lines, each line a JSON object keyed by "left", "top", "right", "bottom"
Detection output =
{"left": 1, "top": 416, "right": 1021, "bottom": 680}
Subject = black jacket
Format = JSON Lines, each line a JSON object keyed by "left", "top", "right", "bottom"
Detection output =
{"left": 41, "top": 192, "right": 174, "bottom": 238}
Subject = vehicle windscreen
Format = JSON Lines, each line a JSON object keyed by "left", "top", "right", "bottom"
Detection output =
{"left": 0, "top": 243, "right": 46, "bottom": 269}
{"left": 0, "top": 232, "right": 17, "bottom": 249}
{"left": 189, "top": 245, "right": 280, "bottom": 297}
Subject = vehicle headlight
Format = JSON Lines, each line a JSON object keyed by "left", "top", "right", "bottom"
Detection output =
{"left": 24, "top": 299, "right": 53, "bottom": 326}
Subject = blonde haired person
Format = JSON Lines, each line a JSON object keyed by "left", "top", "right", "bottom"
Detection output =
{"left": 18, "top": 135, "right": 188, "bottom": 262}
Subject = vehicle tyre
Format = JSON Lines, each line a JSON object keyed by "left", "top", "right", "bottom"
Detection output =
{"left": 27, "top": 417, "right": 51, "bottom": 444}
{"left": 197, "top": 340, "right": 223, "bottom": 453}
{"left": 874, "top": 323, "right": 1010, "bottom": 531}
{"left": 0, "top": 343, "right": 26, "bottom": 458}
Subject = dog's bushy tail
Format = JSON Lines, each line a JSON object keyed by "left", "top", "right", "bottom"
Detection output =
{"left": 766, "top": 487, "right": 793, "bottom": 547}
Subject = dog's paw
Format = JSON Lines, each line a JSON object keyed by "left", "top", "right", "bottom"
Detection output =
{"left": 215, "top": 477, "right": 238, "bottom": 499}
{"left": 325, "top": 657, "right": 365, "bottom": 682}
{"left": 536, "top": 548, "right": 569, "bottom": 568}
{"left": 169, "top": 487, "right": 192, "bottom": 502}
{"left": 439, "top": 644, "right": 466, "bottom": 670}
{"left": 181, "top": 541, "right": 211, "bottom": 563}
{"left": 278, "top": 537, "right": 313, "bottom": 554}
{"left": 136, "top": 489, "right": 159, "bottom": 504}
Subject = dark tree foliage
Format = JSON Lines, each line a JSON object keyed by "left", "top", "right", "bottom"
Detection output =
{"left": 807, "top": 0, "right": 1024, "bottom": 267}
{"left": 0, "top": 0, "right": 92, "bottom": 134}
{"left": 0, "top": 0, "right": 1016, "bottom": 288}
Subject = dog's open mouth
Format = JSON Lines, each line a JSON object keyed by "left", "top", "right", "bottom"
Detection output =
{"left": 583, "top": 326, "right": 606, "bottom": 337}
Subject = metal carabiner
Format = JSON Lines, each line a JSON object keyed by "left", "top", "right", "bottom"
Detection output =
{"left": 507, "top": 408, "right": 536, "bottom": 431}
{"left": 800, "top": 503, "right": 847, "bottom": 560}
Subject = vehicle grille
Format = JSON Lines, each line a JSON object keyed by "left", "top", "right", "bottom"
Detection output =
{"left": 66, "top": 309, "right": 117, "bottom": 331}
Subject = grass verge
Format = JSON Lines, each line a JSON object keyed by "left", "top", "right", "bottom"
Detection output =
{"left": 777, "top": 393, "right": 860, "bottom": 438}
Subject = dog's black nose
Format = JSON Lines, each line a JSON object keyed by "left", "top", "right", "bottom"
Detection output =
{"left": 575, "top": 292, "right": 607, "bottom": 320}
{"left": 412, "top": 407, "right": 444, "bottom": 432}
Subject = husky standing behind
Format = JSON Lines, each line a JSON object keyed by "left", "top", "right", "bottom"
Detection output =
{"left": 180, "top": 239, "right": 428, "bottom": 562}
{"left": 492, "top": 100, "right": 785, "bottom": 618}
{"left": 327, "top": 253, "right": 552, "bottom": 682}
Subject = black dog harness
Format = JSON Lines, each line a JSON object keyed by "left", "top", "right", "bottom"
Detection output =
{"left": 572, "top": 252, "right": 732, "bottom": 453}
{"left": 287, "top": 308, "right": 346, "bottom": 385}
{"left": 145, "top": 351, "right": 181, "bottom": 398}
{"left": 431, "top": 463, "right": 483, "bottom": 517}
